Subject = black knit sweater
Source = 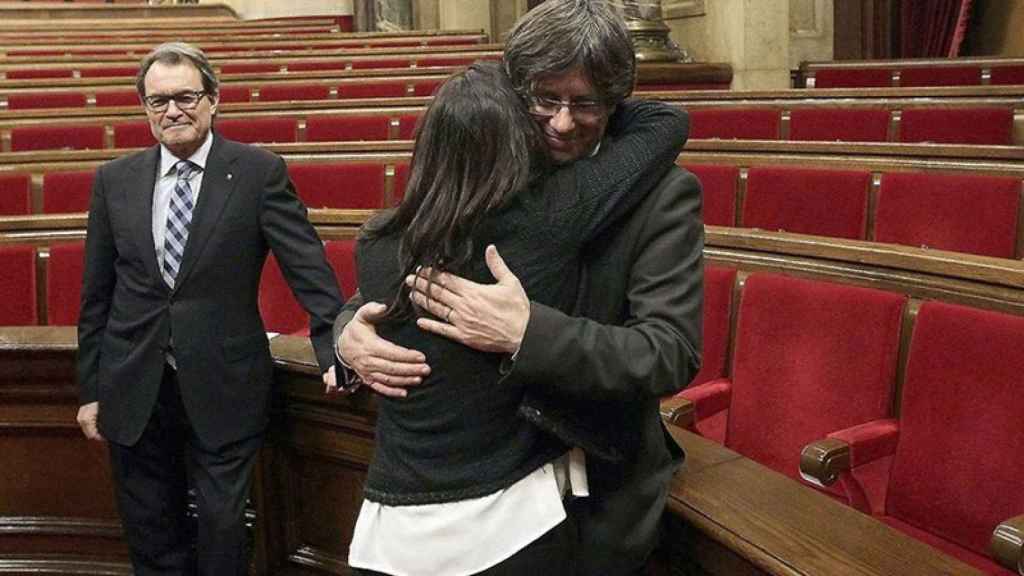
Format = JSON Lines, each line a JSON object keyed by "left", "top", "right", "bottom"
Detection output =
{"left": 356, "top": 99, "right": 689, "bottom": 505}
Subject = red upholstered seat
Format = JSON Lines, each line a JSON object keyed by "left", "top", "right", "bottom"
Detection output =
{"left": 259, "top": 84, "right": 331, "bottom": 102}
{"left": 216, "top": 118, "right": 296, "bottom": 144}
{"left": 339, "top": 81, "right": 408, "bottom": 99}
{"left": 789, "top": 108, "right": 891, "bottom": 143}
{"left": 874, "top": 172, "right": 1020, "bottom": 258}
{"left": 899, "top": 65, "right": 981, "bottom": 87}
{"left": 684, "top": 273, "right": 905, "bottom": 491}
{"left": 6, "top": 92, "right": 87, "bottom": 110}
{"left": 689, "top": 108, "right": 780, "bottom": 140}
{"left": 412, "top": 79, "right": 444, "bottom": 96}
{"left": 989, "top": 65, "right": 1024, "bottom": 85}
{"left": 682, "top": 164, "right": 737, "bottom": 227}
{"left": 418, "top": 56, "right": 476, "bottom": 67}
{"left": 900, "top": 107, "right": 1013, "bottom": 145}
{"left": 217, "top": 86, "right": 252, "bottom": 103}
{"left": 258, "top": 254, "right": 306, "bottom": 335}
{"left": 743, "top": 166, "right": 870, "bottom": 240}
{"left": 812, "top": 68, "right": 892, "bottom": 88}
{"left": 96, "top": 90, "right": 141, "bottom": 107}
{"left": 10, "top": 125, "right": 105, "bottom": 152}
{"left": 6, "top": 69, "right": 74, "bottom": 80}
{"left": 289, "top": 163, "right": 386, "bottom": 209}
{"left": 113, "top": 122, "right": 156, "bottom": 148}
{"left": 350, "top": 58, "right": 409, "bottom": 70}
{"left": 0, "top": 173, "right": 32, "bottom": 216}
{"left": 682, "top": 265, "right": 737, "bottom": 442}
{"left": 305, "top": 115, "right": 390, "bottom": 142}
{"left": 220, "top": 63, "right": 280, "bottom": 74}
{"left": 830, "top": 301, "right": 1024, "bottom": 575}
{"left": 324, "top": 239, "right": 358, "bottom": 299}
{"left": 397, "top": 114, "right": 422, "bottom": 140}
{"left": 80, "top": 66, "right": 139, "bottom": 78}
{"left": 0, "top": 245, "right": 37, "bottom": 326}
{"left": 287, "top": 61, "right": 351, "bottom": 72}
{"left": 47, "top": 242, "right": 85, "bottom": 326}
{"left": 42, "top": 171, "right": 94, "bottom": 214}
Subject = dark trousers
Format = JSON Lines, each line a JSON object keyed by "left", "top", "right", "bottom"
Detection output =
{"left": 107, "top": 364, "right": 262, "bottom": 576}
{"left": 351, "top": 514, "right": 577, "bottom": 576}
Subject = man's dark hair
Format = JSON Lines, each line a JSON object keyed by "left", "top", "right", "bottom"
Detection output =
{"left": 503, "top": 0, "right": 636, "bottom": 105}
{"left": 136, "top": 41, "right": 219, "bottom": 98}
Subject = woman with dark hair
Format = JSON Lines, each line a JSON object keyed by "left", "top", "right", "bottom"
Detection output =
{"left": 347, "top": 61, "right": 687, "bottom": 575}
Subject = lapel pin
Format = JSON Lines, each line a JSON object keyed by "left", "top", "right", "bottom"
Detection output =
{"left": 227, "top": 173, "right": 233, "bottom": 181}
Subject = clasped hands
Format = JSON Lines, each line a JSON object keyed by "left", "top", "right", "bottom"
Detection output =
{"left": 324, "top": 245, "right": 530, "bottom": 397}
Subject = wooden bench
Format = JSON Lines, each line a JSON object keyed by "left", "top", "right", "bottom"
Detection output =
{"left": 800, "top": 56, "right": 1024, "bottom": 88}
{"left": 5, "top": 229, "right": 1022, "bottom": 575}
{"left": 0, "top": 33, "right": 490, "bottom": 59}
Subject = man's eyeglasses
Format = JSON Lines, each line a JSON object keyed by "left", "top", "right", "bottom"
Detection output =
{"left": 527, "top": 94, "right": 607, "bottom": 121}
{"left": 143, "top": 90, "right": 208, "bottom": 112}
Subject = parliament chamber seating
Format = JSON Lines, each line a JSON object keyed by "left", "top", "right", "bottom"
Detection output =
{"left": 801, "top": 57, "right": 1024, "bottom": 88}
{"left": 669, "top": 273, "right": 905, "bottom": 494}
{"left": 258, "top": 239, "right": 358, "bottom": 335}
{"left": 0, "top": 244, "right": 36, "bottom": 326}
{"left": 46, "top": 241, "right": 84, "bottom": 326}
{"left": 0, "top": 171, "right": 30, "bottom": 215}
{"left": 2, "top": 11, "right": 1023, "bottom": 572}
{"left": 800, "top": 301, "right": 1024, "bottom": 575}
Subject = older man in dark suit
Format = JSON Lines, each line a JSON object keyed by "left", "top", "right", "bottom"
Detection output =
{"left": 75, "top": 42, "right": 342, "bottom": 575}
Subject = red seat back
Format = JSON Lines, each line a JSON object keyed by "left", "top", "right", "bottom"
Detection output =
{"left": 989, "top": 64, "right": 1024, "bottom": 85}
{"left": 689, "top": 108, "right": 780, "bottom": 140}
{"left": 744, "top": 167, "right": 870, "bottom": 240}
{"left": 258, "top": 254, "right": 306, "bottom": 335}
{"left": 338, "top": 81, "right": 408, "bottom": 99}
{"left": 874, "top": 172, "right": 1020, "bottom": 258}
{"left": 812, "top": 68, "right": 892, "bottom": 88}
{"left": 726, "top": 273, "right": 904, "bottom": 484}
{"left": 899, "top": 66, "right": 980, "bottom": 87}
{"left": 47, "top": 242, "right": 85, "bottom": 326}
{"left": 289, "top": 162, "right": 387, "bottom": 209}
{"left": 0, "top": 173, "right": 32, "bottom": 216}
{"left": 259, "top": 84, "right": 332, "bottom": 102}
{"left": 900, "top": 107, "right": 1013, "bottom": 145}
{"left": 887, "top": 301, "right": 1024, "bottom": 562}
{"left": 0, "top": 245, "right": 37, "bottom": 326}
{"left": 42, "top": 171, "right": 95, "bottom": 214}
{"left": 305, "top": 115, "right": 390, "bottom": 142}
{"left": 216, "top": 118, "right": 296, "bottom": 144}
{"left": 10, "top": 125, "right": 105, "bottom": 152}
{"left": 682, "top": 164, "right": 737, "bottom": 227}
{"left": 113, "top": 122, "right": 156, "bottom": 149}
{"left": 95, "top": 90, "right": 140, "bottom": 108}
{"left": 324, "top": 239, "right": 358, "bottom": 299}
{"left": 789, "top": 108, "right": 891, "bottom": 142}
{"left": 6, "top": 92, "right": 87, "bottom": 110}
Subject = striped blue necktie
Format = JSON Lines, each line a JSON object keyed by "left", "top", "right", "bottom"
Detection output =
{"left": 162, "top": 160, "right": 200, "bottom": 289}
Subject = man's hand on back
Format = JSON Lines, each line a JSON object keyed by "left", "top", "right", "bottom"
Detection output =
{"left": 338, "top": 302, "right": 430, "bottom": 398}
{"left": 409, "top": 245, "right": 530, "bottom": 355}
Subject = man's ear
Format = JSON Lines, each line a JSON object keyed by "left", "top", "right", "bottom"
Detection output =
{"left": 209, "top": 92, "right": 219, "bottom": 116}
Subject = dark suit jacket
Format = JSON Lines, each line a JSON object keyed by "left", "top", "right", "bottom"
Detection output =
{"left": 78, "top": 134, "right": 342, "bottom": 450}
{"left": 514, "top": 165, "right": 704, "bottom": 574}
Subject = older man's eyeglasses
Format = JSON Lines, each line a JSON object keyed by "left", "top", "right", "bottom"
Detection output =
{"left": 527, "top": 94, "right": 607, "bottom": 121}
{"left": 143, "top": 90, "right": 208, "bottom": 112}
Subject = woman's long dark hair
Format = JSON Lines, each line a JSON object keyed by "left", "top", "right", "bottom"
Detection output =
{"left": 363, "top": 61, "right": 546, "bottom": 320}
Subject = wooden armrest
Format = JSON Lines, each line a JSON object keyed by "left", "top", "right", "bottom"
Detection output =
{"left": 660, "top": 395, "right": 695, "bottom": 428}
{"left": 991, "top": 514, "right": 1024, "bottom": 575}
{"left": 799, "top": 437, "right": 850, "bottom": 488}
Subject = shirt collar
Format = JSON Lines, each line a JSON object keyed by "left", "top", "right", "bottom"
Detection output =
{"left": 159, "top": 130, "right": 213, "bottom": 177}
